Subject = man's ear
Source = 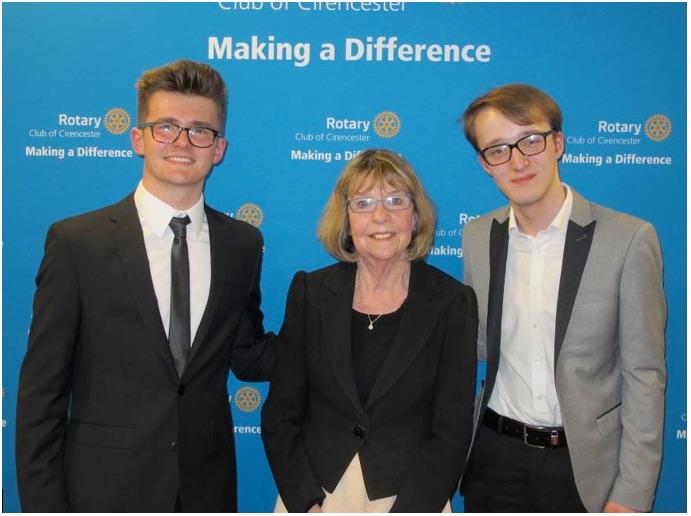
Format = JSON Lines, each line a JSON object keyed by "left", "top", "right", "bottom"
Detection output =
{"left": 130, "top": 127, "right": 145, "bottom": 156}
{"left": 553, "top": 131, "right": 565, "bottom": 160}
{"left": 213, "top": 137, "right": 228, "bottom": 164}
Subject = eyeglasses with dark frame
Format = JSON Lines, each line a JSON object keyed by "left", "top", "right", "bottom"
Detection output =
{"left": 480, "top": 130, "right": 555, "bottom": 166}
{"left": 346, "top": 194, "right": 414, "bottom": 213}
{"left": 139, "top": 121, "right": 220, "bottom": 148}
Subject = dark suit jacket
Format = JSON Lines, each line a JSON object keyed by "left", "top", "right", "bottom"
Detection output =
{"left": 15, "top": 194, "right": 275, "bottom": 512}
{"left": 261, "top": 260, "right": 477, "bottom": 512}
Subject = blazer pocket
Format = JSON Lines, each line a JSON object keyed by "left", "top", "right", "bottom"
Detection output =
{"left": 69, "top": 420, "right": 136, "bottom": 449}
{"left": 595, "top": 403, "right": 622, "bottom": 437}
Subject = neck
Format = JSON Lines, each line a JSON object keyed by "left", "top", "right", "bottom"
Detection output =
{"left": 356, "top": 256, "right": 410, "bottom": 290}
{"left": 353, "top": 256, "right": 410, "bottom": 314}
{"left": 142, "top": 177, "right": 203, "bottom": 211}
{"left": 513, "top": 182, "right": 565, "bottom": 237}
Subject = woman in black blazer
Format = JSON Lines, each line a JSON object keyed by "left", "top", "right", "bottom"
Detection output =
{"left": 262, "top": 149, "right": 477, "bottom": 512}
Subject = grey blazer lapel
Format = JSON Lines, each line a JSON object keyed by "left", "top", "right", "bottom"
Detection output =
{"left": 485, "top": 217, "right": 509, "bottom": 399}
{"left": 321, "top": 263, "right": 365, "bottom": 416}
{"left": 555, "top": 191, "right": 596, "bottom": 363}
{"left": 110, "top": 194, "right": 177, "bottom": 378}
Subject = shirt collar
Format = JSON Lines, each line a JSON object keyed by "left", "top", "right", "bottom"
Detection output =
{"left": 134, "top": 181, "right": 205, "bottom": 238}
{"left": 508, "top": 183, "right": 573, "bottom": 237}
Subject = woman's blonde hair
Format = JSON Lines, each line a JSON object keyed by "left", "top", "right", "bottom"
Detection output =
{"left": 318, "top": 149, "right": 436, "bottom": 262}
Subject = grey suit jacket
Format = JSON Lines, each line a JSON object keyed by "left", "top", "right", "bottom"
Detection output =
{"left": 461, "top": 188, "right": 666, "bottom": 512}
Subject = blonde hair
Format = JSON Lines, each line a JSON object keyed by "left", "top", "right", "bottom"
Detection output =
{"left": 318, "top": 149, "right": 436, "bottom": 262}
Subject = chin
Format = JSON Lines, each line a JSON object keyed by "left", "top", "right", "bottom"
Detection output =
{"left": 505, "top": 186, "right": 543, "bottom": 206}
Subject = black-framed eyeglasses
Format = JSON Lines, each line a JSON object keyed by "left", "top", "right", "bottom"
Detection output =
{"left": 139, "top": 121, "right": 220, "bottom": 148}
{"left": 480, "top": 130, "right": 555, "bottom": 166}
{"left": 346, "top": 194, "right": 414, "bottom": 213}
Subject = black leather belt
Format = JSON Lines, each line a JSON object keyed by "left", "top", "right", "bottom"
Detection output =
{"left": 483, "top": 408, "right": 567, "bottom": 448}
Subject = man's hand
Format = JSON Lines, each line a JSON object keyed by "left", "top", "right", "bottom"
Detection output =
{"left": 604, "top": 501, "right": 639, "bottom": 512}
{"left": 307, "top": 503, "right": 323, "bottom": 512}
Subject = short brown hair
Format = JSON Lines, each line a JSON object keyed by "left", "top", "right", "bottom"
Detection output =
{"left": 136, "top": 60, "right": 228, "bottom": 134}
{"left": 462, "top": 83, "right": 562, "bottom": 150}
{"left": 318, "top": 149, "right": 436, "bottom": 262}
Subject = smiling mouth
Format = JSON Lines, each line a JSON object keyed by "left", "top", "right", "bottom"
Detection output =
{"left": 370, "top": 232, "right": 395, "bottom": 240}
{"left": 165, "top": 156, "right": 194, "bottom": 164}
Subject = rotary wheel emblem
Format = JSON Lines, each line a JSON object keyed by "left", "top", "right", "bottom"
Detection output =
{"left": 644, "top": 114, "right": 672, "bottom": 142}
{"left": 104, "top": 107, "right": 131, "bottom": 135}
{"left": 373, "top": 111, "right": 401, "bottom": 138}
{"left": 236, "top": 203, "right": 264, "bottom": 227}
{"left": 234, "top": 386, "right": 261, "bottom": 412}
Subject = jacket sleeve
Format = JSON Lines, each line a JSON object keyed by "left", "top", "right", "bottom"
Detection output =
{"left": 229, "top": 232, "right": 276, "bottom": 381}
{"left": 261, "top": 271, "right": 325, "bottom": 511}
{"left": 16, "top": 223, "right": 78, "bottom": 512}
{"left": 462, "top": 218, "right": 487, "bottom": 362}
{"left": 390, "top": 286, "right": 479, "bottom": 512}
{"left": 608, "top": 222, "right": 666, "bottom": 511}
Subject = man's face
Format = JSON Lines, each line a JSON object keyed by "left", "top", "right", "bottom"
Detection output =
{"left": 472, "top": 107, "right": 564, "bottom": 214}
{"left": 131, "top": 91, "right": 227, "bottom": 204}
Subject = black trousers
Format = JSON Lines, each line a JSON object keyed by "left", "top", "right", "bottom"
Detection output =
{"left": 463, "top": 424, "right": 587, "bottom": 512}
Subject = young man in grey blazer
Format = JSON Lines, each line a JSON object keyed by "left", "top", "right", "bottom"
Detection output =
{"left": 459, "top": 84, "right": 666, "bottom": 512}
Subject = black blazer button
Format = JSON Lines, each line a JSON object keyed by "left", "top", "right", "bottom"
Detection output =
{"left": 353, "top": 424, "right": 366, "bottom": 439}
{"left": 177, "top": 385, "right": 185, "bottom": 395}
{"left": 170, "top": 441, "right": 177, "bottom": 451}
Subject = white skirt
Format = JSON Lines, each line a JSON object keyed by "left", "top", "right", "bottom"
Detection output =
{"left": 274, "top": 453, "right": 452, "bottom": 513}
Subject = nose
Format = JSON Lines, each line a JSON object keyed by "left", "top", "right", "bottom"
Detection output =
{"left": 371, "top": 200, "right": 391, "bottom": 221}
{"left": 509, "top": 147, "right": 530, "bottom": 170}
{"left": 172, "top": 128, "right": 193, "bottom": 148}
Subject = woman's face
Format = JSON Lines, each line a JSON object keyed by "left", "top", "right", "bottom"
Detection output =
{"left": 347, "top": 182, "right": 415, "bottom": 266}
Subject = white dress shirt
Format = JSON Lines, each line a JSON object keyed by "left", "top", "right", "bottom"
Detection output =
{"left": 133, "top": 181, "right": 211, "bottom": 345}
{"left": 487, "top": 184, "right": 574, "bottom": 427}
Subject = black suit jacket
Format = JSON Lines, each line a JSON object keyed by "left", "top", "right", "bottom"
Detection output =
{"left": 261, "top": 260, "right": 477, "bottom": 512}
{"left": 15, "top": 194, "right": 275, "bottom": 512}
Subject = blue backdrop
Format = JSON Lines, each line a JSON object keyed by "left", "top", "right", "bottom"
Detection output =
{"left": 2, "top": 2, "right": 686, "bottom": 512}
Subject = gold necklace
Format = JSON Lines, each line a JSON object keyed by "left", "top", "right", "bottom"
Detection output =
{"left": 367, "top": 313, "right": 383, "bottom": 330}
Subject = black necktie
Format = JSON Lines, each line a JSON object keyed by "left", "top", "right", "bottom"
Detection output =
{"left": 169, "top": 215, "right": 191, "bottom": 377}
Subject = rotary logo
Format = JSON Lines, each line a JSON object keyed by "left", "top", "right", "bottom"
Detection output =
{"left": 234, "top": 386, "right": 261, "bottom": 412}
{"left": 644, "top": 114, "right": 672, "bottom": 142}
{"left": 104, "top": 107, "right": 131, "bottom": 135}
{"left": 373, "top": 111, "right": 401, "bottom": 138}
{"left": 236, "top": 203, "right": 264, "bottom": 227}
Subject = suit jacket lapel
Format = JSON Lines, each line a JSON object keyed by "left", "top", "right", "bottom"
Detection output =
{"left": 554, "top": 191, "right": 596, "bottom": 364}
{"left": 110, "top": 194, "right": 177, "bottom": 378}
{"left": 485, "top": 217, "right": 509, "bottom": 398}
{"left": 185, "top": 207, "right": 227, "bottom": 371}
{"left": 365, "top": 261, "right": 440, "bottom": 409}
{"left": 321, "top": 263, "right": 364, "bottom": 416}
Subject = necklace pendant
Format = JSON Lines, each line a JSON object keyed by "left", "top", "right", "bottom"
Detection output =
{"left": 368, "top": 322, "right": 374, "bottom": 330}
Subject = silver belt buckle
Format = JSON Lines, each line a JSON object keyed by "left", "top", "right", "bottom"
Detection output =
{"left": 550, "top": 429, "right": 560, "bottom": 447}
{"left": 523, "top": 425, "right": 546, "bottom": 448}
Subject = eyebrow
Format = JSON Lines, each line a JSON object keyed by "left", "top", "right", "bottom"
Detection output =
{"left": 352, "top": 189, "right": 408, "bottom": 197}
{"left": 482, "top": 129, "right": 543, "bottom": 148}
{"left": 152, "top": 117, "right": 215, "bottom": 127}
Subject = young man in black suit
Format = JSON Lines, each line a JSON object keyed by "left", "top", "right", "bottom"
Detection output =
{"left": 16, "top": 60, "right": 275, "bottom": 512}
